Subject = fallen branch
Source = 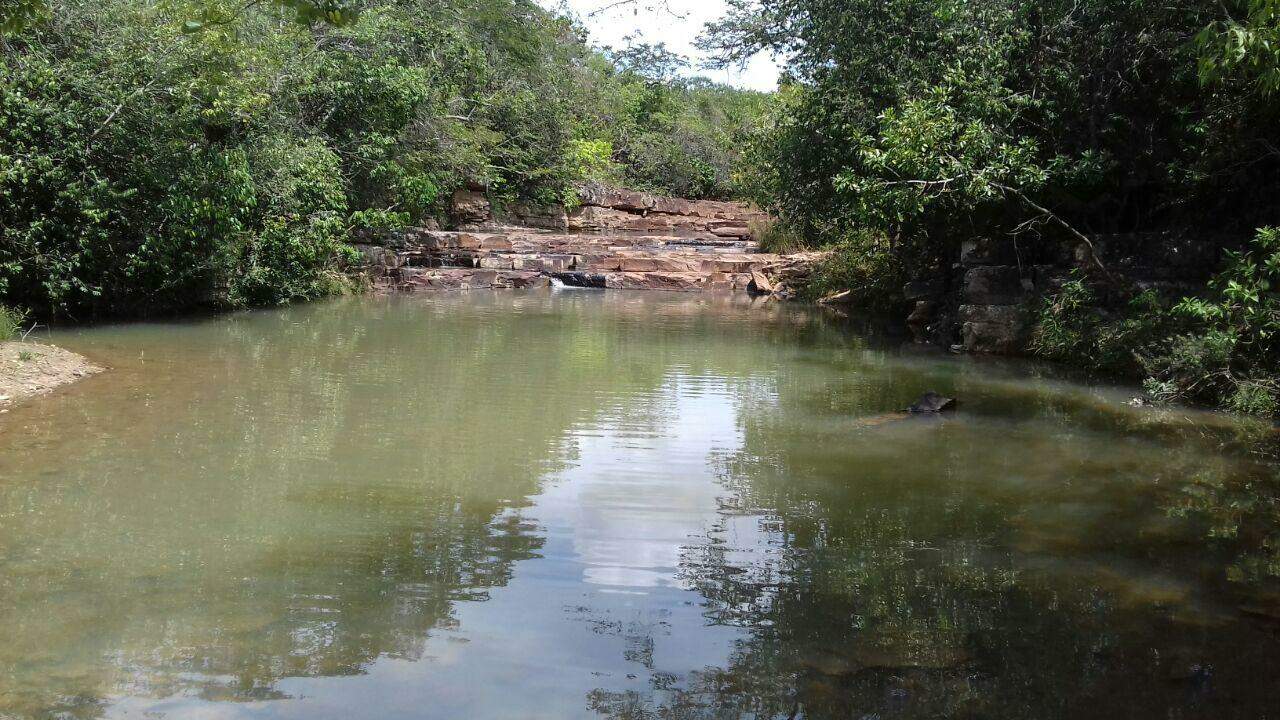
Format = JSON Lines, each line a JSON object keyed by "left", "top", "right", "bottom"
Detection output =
{"left": 993, "top": 182, "right": 1116, "bottom": 282}
{"left": 19, "top": 322, "right": 42, "bottom": 342}
{"left": 818, "top": 289, "right": 854, "bottom": 305}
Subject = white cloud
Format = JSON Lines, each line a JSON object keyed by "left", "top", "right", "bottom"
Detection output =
{"left": 541, "top": 0, "right": 781, "bottom": 92}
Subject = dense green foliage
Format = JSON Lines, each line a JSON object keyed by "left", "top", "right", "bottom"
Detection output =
{"left": 1158, "top": 227, "right": 1280, "bottom": 414}
{"left": 707, "top": 0, "right": 1280, "bottom": 416}
{"left": 1032, "top": 281, "right": 1173, "bottom": 377}
{"left": 1198, "top": 0, "right": 1280, "bottom": 94}
{"left": 0, "top": 0, "right": 762, "bottom": 319}
{"left": 589, "top": 42, "right": 769, "bottom": 199}
{"left": 0, "top": 304, "right": 25, "bottom": 340}
{"left": 1037, "top": 227, "right": 1280, "bottom": 416}
{"left": 710, "top": 0, "right": 1280, "bottom": 246}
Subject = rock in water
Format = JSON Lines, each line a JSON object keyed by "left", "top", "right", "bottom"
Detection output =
{"left": 908, "top": 392, "right": 956, "bottom": 414}
{"left": 748, "top": 269, "right": 774, "bottom": 294}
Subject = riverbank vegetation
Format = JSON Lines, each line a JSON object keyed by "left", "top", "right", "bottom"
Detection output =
{"left": 0, "top": 305, "right": 25, "bottom": 341}
{"left": 708, "top": 0, "right": 1280, "bottom": 417}
{"left": 0, "top": 0, "right": 763, "bottom": 319}
{"left": 1033, "top": 227, "right": 1280, "bottom": 417}
{"left": 4, "top": 0, "right": 1278, "bottom": 419}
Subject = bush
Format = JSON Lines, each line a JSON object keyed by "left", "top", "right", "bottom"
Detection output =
{"left": 0, "top": 305, "right": 27, "bottom": 341}
{"left": 1032, "top": 279, "right": 1175, "bottom": 376}
{"left": 752, "top": 218, "right": 809, "bottom": 255}
{"left": 795, "top": 230, "right": 906, "bottom": 312}
{"left": 1034, "top": 228, "right": 1280, "bottom": 418}
{"left": 575, "top": 58, "right": 768, "bottom": 200}
{"left": 1144, "top": 227, "right": 1280, "bottom": 416}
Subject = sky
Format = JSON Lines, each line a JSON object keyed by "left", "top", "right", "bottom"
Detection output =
{"left": 540, "top": 0, "right": 783, "bottom": 92}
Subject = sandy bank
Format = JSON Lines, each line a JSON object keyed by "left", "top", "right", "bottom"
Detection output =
{"left": 0, "top": 342, "right": 102, "bottom": 411}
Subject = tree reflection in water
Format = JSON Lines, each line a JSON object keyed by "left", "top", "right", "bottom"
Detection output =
{"left": 590, "top": 356, "right": 1280, "bottom": 719}
{"left": 2, "top": 293, "right": 1278, "bottom": 719}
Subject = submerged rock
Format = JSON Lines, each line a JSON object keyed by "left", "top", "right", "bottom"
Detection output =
{"left": 908, "top": 392, "right": 956, "bottom": 414}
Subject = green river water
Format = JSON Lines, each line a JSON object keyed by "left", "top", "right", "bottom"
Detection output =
{"left": 1, "top": 290, "right": 1279, "bottom": 719}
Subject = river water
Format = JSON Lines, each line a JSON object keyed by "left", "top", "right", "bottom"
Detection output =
{"left": 1, "top": 291, "right": 1278, "bottom": 719}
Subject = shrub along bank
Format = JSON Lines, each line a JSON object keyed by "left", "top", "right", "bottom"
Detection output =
{"left": 706, "top": 0, "right": 1280, "bottom": 418}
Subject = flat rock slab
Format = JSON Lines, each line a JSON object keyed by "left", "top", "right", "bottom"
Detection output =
{"left": 605, "top": 272, "right": 710, "bottom": 292}
{"left": 365, "top": 221, "right": 817, "bottom": 297}
{"left": 399, "top": 269, "right": 551, "bottom": 291}
{"left": 0, "top": 342, "right": 102, "bottom": 411}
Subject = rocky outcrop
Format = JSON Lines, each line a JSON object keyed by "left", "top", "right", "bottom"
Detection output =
{"left": 530, "top": 184, "right": 769, "bottom": 239}
{"left": 578, "top": 184, "right": 654, "bottom": 212}
{"left": 899, "top": 230, "right": 1229, "bottom": 356}
{"left": 908, "top": 392, "right": 956, "bottom": 413}
{"left": 960, "top": 304, "right": 1032, "bottom": 354}
{"left": 507, "top": 203, "right": 569, "bottom": 231}
{"left": 962, "top": 266, "right": 1031, "bottom": 305}
{"left": 360, "top": 227, "right": 814, "bottom": 295}
{"left": 358, "top": 187, "right": 817, "bottom": 297}
{"left": 360, "top": 183, "right": 824, "bottom": 300}
{"left": 449, "top": 189, "right": 492, "bottom": 226}
{"left": 447, "top": 183, "right": 768, "bottom": 239}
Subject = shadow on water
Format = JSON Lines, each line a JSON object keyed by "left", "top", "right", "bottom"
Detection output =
{"left": 0, "top": 290, "right": 1277, "bottom": 719}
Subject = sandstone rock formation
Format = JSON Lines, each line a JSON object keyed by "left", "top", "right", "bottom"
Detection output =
{"left": 362, "top": 186, "right": 816, "bottom": 297}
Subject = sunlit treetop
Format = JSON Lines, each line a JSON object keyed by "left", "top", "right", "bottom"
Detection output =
{"left": 1197, "top": 0, "right": 1280, "bottom": 95}
{"left": 0, "top": 0, "right": 364, "bottom": 35}
{"left": 0, "top": 0, "right": 48, "bottom": 34}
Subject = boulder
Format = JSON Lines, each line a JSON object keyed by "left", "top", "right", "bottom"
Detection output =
{"left": 908, "top": 392, "right": 956, "bottom": 414}
{"left": 351, "top": 244, "right": 402, "bottom": 273}
{"left": 963, "top": 266, "right": 1029, "bottom": 305}
{"left": 509, "top": 203, "right": 568, "bottom": 231}
{"left": 450, "top": 189, "right": 492, "bottom": 225}
{"left": 748, "top": 270, "right": 775, "bottom": 295}
{"left": 478, "top": 235, "right": 513, "bottom": 251}
{"left": 415, "top": 231, "right": 482, "bottom": 251}
{"left": 709, "top": 224, "right": 751, "bottom": 239}
{"left": 604, "top": 188, "right": 654, "bottom": 212}
{"left": 960, "top": 237, "right": 1016, "bottom": 267}
{"left": 903, "top": 279, "right": 944, "bottom": 301}
{"left": 578, "top": 184, "right": 654, "bottom": 212}
{"left": 907, "top": 300, "right": 936, "bottom": 326}
{"left": 651, "top": 196, "right": 693, "bottom": 215}
{"left": 960, "top": 304, "right": 1031, "bottom": 354}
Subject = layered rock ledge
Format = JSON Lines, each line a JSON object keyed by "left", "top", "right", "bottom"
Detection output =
{"left": 355, "top": 187, "right": 821, "bottom": 296}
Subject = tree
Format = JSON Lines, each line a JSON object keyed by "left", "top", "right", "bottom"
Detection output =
{"left": 1198, "top": 0, "right": 1280, "bottom": 95}
{"left": 607, "top": 38, "right": 689, "bottom": 82}
{"left": 0, "top": 0, "right": 363, "bottom": 36}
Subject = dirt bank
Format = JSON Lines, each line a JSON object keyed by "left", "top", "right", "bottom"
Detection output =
{"left": 0, "top": 342, "right": 102, "bottom": 411}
